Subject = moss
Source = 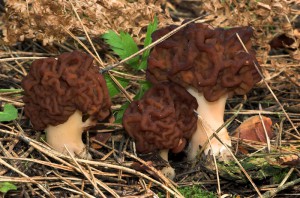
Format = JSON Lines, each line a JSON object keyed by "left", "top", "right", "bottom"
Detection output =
{"left": 158, "top": 186, "right": 216, "bottom": 198}
{"left": 178, "top": 186, "right": 217, "bottom": 198}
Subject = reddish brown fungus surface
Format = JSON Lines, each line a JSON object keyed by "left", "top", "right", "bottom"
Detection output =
{"left": 147, "top": 22, "right": 262, "bottom": 102}
{"left": 22, "top": 50, "right": 111, "bottom": 130}
{"left": 122, "top": 83, "right": 198, "bottom": 153}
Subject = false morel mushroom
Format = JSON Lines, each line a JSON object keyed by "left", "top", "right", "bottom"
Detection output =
{"left": 22, "top": 51, "right": 111, "bottom": 159}
{"left": 147, "top": 22, "right": 262, "bottom": 161}
{"left": 123, "top": 83, "right": 198, "bottom": 179}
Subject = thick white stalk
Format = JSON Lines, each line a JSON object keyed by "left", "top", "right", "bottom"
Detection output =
{"left": 159, "top": 149, "right": 169, "bottom": 162}
{"left": 45, "top": 110, "right": 92, "bottom": 159}
{"left": 187, "top": 88, "right": 231, "bottom": 161}
{"left": 159, "top": 149, "right": 175, "bottom": 180}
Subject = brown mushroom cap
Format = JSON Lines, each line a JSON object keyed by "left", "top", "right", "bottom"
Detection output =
{"left": 147, "top": 22, "right": 262, "bottom": 102}
{"left": 122, "top": 83, "right": 198, "bottom": 153}
{"left": 22, "top": 50, "right": 111, "bottom": 130}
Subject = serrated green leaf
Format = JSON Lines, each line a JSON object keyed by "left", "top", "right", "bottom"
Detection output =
{"left": 102, "top": 30, "right": 123, "bottom": 48}
{"left": 102, "top": 30, "right": 139, "bottom": 68}
{"left": 0, "top": 182, "right": 17, "bottom": 193}
{"left": 114, "top": 102, "right": 130, "bottom": 124}
{"left": 103, "top": 17, "right": 158, "bottom": 71}
{"left": 139, "top": 16, "right": 158, "bottom": 70}
{"left": 104, "top": 74, "right": 129, "bottom": 98}
{"left": 0, "top": 104, "right": 18, "bottom": 122}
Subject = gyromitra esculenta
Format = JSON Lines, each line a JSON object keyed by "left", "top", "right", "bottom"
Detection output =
{"left": 22, "top": 51, "right": 111, "bottom": 159}
{"left": 123, "top": 83, "right": 198, "bottom": 179}
{"left": 147, "top": 23, "right": 262, "bottom": 161}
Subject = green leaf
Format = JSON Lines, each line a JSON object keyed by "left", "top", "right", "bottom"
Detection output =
{"left": 102, "top": 30, "right": 139, "bottom": 68}
{"left": 114, "top": 82, "right": 151, "bottom": 124}
{"left": 139, "top": 16, "right": 158, "bottom": 70}
{"left": 0, "top": 104, "right": 18, "bottom": 122}
{"left": 104, "top": 74, "right": 129, "bottom": 98}
{"left": 0, "top": 182, "right": 17, "bottom": 193}
{"left": 0, "top": 89, "right": 23, "bottom": 93}
{"left": 114, "top": 102, "right": 130, "bottom": 124}
{"left": 134, "top": 81, "right": 152, "bottom": 100}
{"left": 102, "top": 17, "right": 158, "bottom": 71}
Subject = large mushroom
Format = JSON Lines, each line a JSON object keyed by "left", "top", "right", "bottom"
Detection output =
{"left": 22, "top": 51, "right": 111, "bottom": 159}
{"left": 122, "top": 82, "right": 198, "bottom": 179}
{"left": 146, "top": 23, "right": 262, "bottom": 161}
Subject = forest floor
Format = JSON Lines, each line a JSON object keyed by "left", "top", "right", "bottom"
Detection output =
{"left": 0, "top": 0, "right": 300, "bottom": 197}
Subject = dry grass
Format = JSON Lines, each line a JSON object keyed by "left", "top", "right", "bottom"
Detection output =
{"left": 0, "top": 0, "right": 300, "bottom": 197}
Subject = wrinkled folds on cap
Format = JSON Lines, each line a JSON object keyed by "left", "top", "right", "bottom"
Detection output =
{"left": 22, "top": 50, "right": 111, "bottom": 130}
{"left": 147, "top": 22, "right": 262, "bottom": 102}
{"left": 123, "top": 83, "right": 198, "bottom": 153}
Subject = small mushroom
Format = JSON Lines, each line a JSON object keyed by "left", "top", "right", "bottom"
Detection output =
{"left": 122, "top": 83, "right": 198, "bottom": 179}
{"left": 21, "top": 51, "right": 111, "bottom": 159}
{"left": 147, "top": 23, "right": 262, "bottom": 161}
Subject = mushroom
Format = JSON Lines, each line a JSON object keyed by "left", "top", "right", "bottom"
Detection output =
{"left": 21, "top": 51, "right": 111, "bottom": 159}
{"left": 122, "top": 82, "right": 198, "bottom": 179}
{"left": 146, "top": 23, "right": 262, "bottom": 161}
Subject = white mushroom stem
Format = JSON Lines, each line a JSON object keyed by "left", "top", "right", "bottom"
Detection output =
{"left": 45, "top": 110, "right": 93, "bottom": 159}
{"left": 187, "top": 88, "right": 231, "bottom": 161}
{"left": 159, "top": 149, "right": 169, "bottom": 162}
{"left": 159, "top": 149, "right": 175, "bottom": 180}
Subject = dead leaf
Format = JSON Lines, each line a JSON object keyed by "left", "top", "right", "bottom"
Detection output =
{"left": 269, "top": 33, "right": 296, "bottom": 50}
{"left": 233, "top": 115, "right": 273, "bottom": 143}
{"left": 278, "top": 154, "right": 300, "bottom": 166}
{"left": 290, "top": 49, "right": 300, "bottom": 60}
{"left": 0, "top": 0, "right": 172, "bottom": 45}
{"left": 90, "top": 132, "right": 111, "bottom": 149}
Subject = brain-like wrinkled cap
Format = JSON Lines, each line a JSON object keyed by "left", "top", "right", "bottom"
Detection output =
{"left": 22, "top": 51, "right": 111, "bottom": 130}
{"left": 123, "top": 83, "right": 198, "bottom": 153}
{"left": 147, "top": 22, "right": 262, "bottom": 102}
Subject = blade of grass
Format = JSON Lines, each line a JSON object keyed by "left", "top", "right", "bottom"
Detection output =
{"left": 258, "top": 104, "right": 271, "bottom": 152}
{"left": 69, "top": 0, "right": 104, "bottom": 67}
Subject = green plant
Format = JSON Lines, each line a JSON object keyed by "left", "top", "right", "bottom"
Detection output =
{"left": 114, "top": 81, "right": 151, "bottom": 123}
{"left": 0, "top": 89, "right": 22, "bottom": 93}
{"left": 102, "top": 16, "right": 158, "bottom": 71}
{"left": 178, "top": 186, "right": 217, "bottom": 198}
{"left": 102, "top": 16, "right": 157, "bottom": 123}
{"left": 0, "top": 103, "right": 18, "bottom": 122}
{"left": 102, "top": 30, "right": 140, "bottom": 69}
{"left": 104, "top": 75, "right": 129, "bottom": 98}
{"left": 0, "top": 182, "right": 17, "bottom": 193}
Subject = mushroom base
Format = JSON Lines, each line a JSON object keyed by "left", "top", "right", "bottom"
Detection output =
{"left": 45, "top": 110, "right": 93, "bottom": 159}
{"left": 187, "top": 88, "right": 232, "bottom": 161}
{"left": 159, "top": 149, "right": 175, "bottom": 180}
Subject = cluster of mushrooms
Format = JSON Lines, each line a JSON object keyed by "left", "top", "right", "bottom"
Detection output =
{"left": 22, "top": 22, "right": 262, "bottom": 179}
